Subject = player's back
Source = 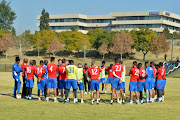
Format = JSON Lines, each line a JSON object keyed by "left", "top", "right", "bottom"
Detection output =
{"left": 106, "top": 67, "right": 113, "bottom": 77}
{"left": 130, "top": 67, "right": 139, "bottom": 82}
{"left": 26, "top": 65, "right": 35, "bottom": 79}
{"left": 162, "top": 67, "right": 166, "bottom": 79}
{"left": 157, "top": 67, "right": 164, "bottom": 80}
{"left": 112, "top": 64, "right": 124, "bottom": 78}
{"left": 36, "top": 66, "right": 45, "bottom": 80}
{"left": 152, "top": 67, "right": 157, "bottom": 78}
{"left": 66, "top": 65, "right": 77, "bottom": 79}
{"left": 22, "top": 63, "right": 27, "bottom": 77}
{"left": 59, "top": 65, "right": 67, "bottom": 80}
{"left": 138, "top": 68, "right": 146, "bottom": 82}
{"left": 47, "top": 63, "right": 58, "bottom": 79}
{"left": 87, "top": 66, "right": 102, "bottom": 81}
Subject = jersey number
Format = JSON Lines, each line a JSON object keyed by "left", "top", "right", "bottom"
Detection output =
{"left": 37, "top": 68, "right": 42, "bottom": 74}
{"left": 91, "top": 69, "right": 98, "bottom": 75}
{"left": 115, "top": 65, "right": 121, "bottom": 71}
{"left": 69, "top": 67, "right": 74, "bottom": 73}
{"left": 49, "top": 66, "right": 53, "bottom": 72}
{"left": 141, "top": 70, "right": 145, "bottom": 77}
{"left": 27, "top": 67, "right": 31, "bottom": 73}
{"left": 161, "top": 69, "right": 164, "bottom": 76}
{"left": 134, "top": 69, "right": 139, "bottom": 76}
{"left": 62, "top": 67, "right": 65, "bottom": 73}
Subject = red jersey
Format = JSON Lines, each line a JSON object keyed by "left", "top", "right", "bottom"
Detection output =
{"left": 22, "top": 63, "right": 27, "bottom": 77}
{"left": 112, "top": 64, "right": 124, "bottom": 79}
{"left": 129, "top": 67, "right": 139, "bottom": 82}
{"left": 87, "top": 66, "right": 102, "bottom": 81}
{"left": 152, "top": 67, "right": 157, "bottom": 79}
{"left": 26, "top": 65, "right": 36, "bottom": 79}
{"left": 59, "top": 65, "right": 67, "bottom": 80}
{"left": 138, "top": 68, "right": 147, "bottom": 82}
{"left": 157, "top": 67, "right": 164, "bottom": 80}
{"left": 36, "top": 66, "right": 45, "bottom": 80}
{"left": 162, "top": 67, "right": 166, "bottom": 79}
{"left": 106, "top": 67, "right": 113, "bottom": 77}
{"left": 47, "top": 63, "right": 58, "bottom": 79}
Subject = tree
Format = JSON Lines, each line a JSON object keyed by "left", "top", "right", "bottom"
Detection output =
{"left": 99, "top": 43, "right": 108, "bottom": 60}
{"left": 47, "top": 37, "right": 64, "bottom": 57}
{"left": 111, "top": 31, "right": 134, "bottom": 60}
{"left": 0, "top": 0, "right": 16, "bottom": 30}
{"left": 39, "top": 8, "right": 50, "bottom": 30}
{"left": 11, "top": 27, "right": 16, "bottom": 36}
{"left": 0, "top": 32, "right": 14, "bottom": 58}
{"left": 130, "top": 26, "right": 157, "bottom": 60}
{"left": 163, "top": 27, "right": 172, "bottom": 39}
{"left": 150, "top": 34, "right": 169, "bottom": 59}
{"left": 87, "top": 28, "right": 112, "bottom": 50}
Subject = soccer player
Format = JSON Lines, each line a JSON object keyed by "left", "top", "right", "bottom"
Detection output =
{"left": 12, "top": 57, "right": 22, "bottom": 98}
{"left": 77, "top": 63, "right": 85, "bottom": 103}
{"left": 145, "top": 62, "right": 154, "bottom": 103}
{"left": 58, "top": 59, "right": 67, "bottom": 102}
{"left": 154, "top": 64, "right": 159, "bottom": 100}
{"left": 150, "top": 62, "right": 157, "bottom": 102}
{"left": 57, "top": 59, "right": 62, "bottom": 96}
{"left": 162, "top": 65, "right": 166, "bottom": 102}
{"left": 21, "top": 58, "right": 28, "bottom": 98}
{"left": 99, "top": 61, "right": 106, "bottom": 94}
{"left": 46, "top": 57, "right": 59, "bottom": 102}
{"left": 36, "top": 60, "right": 45, "bottom": 101}
{"left": 43, "top": 60, "right": 48, "bottom": 98}
{"left": 105, "top": 64, "right": 113, "bottom": 94}
{"left": 65, "top": 60, "right": 79, "bottom": 104}
{"left": 83, "top": 63, "right": 90, "bottom": 94}
{"left": 120, "top": 60, "right": 126, "bottom": 96}
{"left": 129, "top": 61, "right": 139, "bottom": 105}
{"left": 25, "top": 60, "right": 38, "bottom": 100}
{"left": 87, "top": 60, "right": 102, "bottom": 105}
{"left": 110, "top": 58, "right": 124, "bottom": 105}
{"left": 156, "top": 62, "right": 164, "bottom": 102}
{"left": 138, "top": 63, "right": 147, "bottom": 104}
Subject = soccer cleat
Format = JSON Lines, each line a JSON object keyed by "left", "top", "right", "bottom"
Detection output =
{"left": 84, "top": 92, "right": 87, "bottom": 94}
{"left": 29, "top": 97, "right": 34, "bottom": 100}
{"left": 54, "top": 100, "right": 59, "bottom": 103}
{"left": 90, "top": 102, "right": 94, "bottom": 105}
{"left": 81, "top": 101, "right": 84, "bottom": 104}
{"left": 97, "top": 102, "right": 99, "bottom": 105}
{"left": 128, "top": 102, "right": 133, "bottom": 105}
{"left": 122, "top": 102, "right": 125, "bottom": 105}
{"left": 101, "top": 91, "right": 104, "bottom": 94}
{"left": 136, "top": 102, "right": 140, "bottom": 105}
{"left": 61, "top": 99, "right": 64, "bottom": 102}
{"left": 67, "top": 99, "right": 70, "bottom": 102}
{"left": 75, "top": 102, "right": 78, "bottom": 104}
{"left": 109, "top": 102, "right": 113, "bottom": 105}
{"left": 88, "top": 92, "right": 91, "bottom": 94}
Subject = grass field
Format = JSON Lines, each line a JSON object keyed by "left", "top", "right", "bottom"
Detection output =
{"left": 0, "top": 72, "right": 180, "bottom": 120}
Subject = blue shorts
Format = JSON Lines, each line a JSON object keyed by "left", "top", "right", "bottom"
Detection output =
{"left": 138, "top": 82, "right": 145, "bottom": 92}
{"left": 112, "top": 78, "right": 120, "bottom": 89}
{"left": 26, "top": 79, "right": 34, "bottom": 88}
{"left": 151, "top": 78, "right": 155, "bottom": 89}
{"left": 145, "top": 78, "right": 151, "bottom": 90}
{"left": 47, "top": 78, "right": 57, "bottom": 89}
{"left": 116, "top": 82, "right": 123, "bottom": 90}
{"left": 156, "top": 79, "right": 163, "bottom": 90}
{"left": 129, "top": 82, "right": 138, "bottom": 91}
{"left": 37, "top": 80, "right": 45, "bottom": 90}
{"left": 99, "top": 78, "right": 105, "bottom": 84}
{"left": 122, "top": 82, "right": 125, "bottom": 90}
{"left": 162, "top": 79, "right": 166, "bottom": 90}
{"left": 90, "top": 80, "right": 99, "bottom": 91}
{"left": 106, "top": 77, "right": 113, "bottom": 84}
{"left": 59, "top": 80, "right": 67, "bottom": 89}
{"left": 78, "top": 82, "right": 84, "bottom": 90}
{"left": 66, "top": 79, "right": 78, "bottom": 90}
{"left": 44, "top": 74, "right": 48, "bottom": 84}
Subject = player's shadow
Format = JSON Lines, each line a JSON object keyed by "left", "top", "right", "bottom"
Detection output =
{"left": 0, "top": 93, "right": 15, "bottom": 98}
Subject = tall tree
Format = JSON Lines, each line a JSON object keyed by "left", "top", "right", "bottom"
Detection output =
{"left": 47, "top": 37, "right": 64, "bottom": 57}
{"left": 39, "top": 8, "right": 50, "bottom": 30}
{"left": 130, "top": 26, "right": 157, "bottom": 60}
{"left": 150, "top": 34, "right": 169, "bottom": 59}
{"left": 111, "top": 31, "right": 134, "bottom": 60}
{"left": 99, "top": 43, "right": 108, "bottom": 60}
{"left": 87, "top": 28, "right": 112, "bottom": 50}
{"left": 0, "top": 0, "right": 16, "bottom": 30}
{"left": 163, "top": 27, "right": 172, "bottom": 39}
{"left": 11, "top": 27, "right": 16, "bottom": 36}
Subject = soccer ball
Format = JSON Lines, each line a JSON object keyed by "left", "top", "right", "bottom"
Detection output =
{"left": 16, "top": 94, "right": 21, "bottom": 99}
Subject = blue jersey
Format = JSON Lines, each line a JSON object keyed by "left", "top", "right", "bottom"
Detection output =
{"left": 145, "top": 65, "right": 154, "bottom": 79}
{"left": 12, "top": 63, "right": 22, "bottom": 77}
{"left": 43, "top": 64, "right": 48, "bottom": 74}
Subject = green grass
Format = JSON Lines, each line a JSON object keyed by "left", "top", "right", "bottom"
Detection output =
{"left": 0, "top": 72, "right": 180, "bottom": 120}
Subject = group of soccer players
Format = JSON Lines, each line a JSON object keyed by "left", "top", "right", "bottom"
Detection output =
{"left": 12, "top": 56, "right": 166, "bottom": 105}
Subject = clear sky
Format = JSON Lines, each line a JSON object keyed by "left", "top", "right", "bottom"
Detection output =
{"left": 5, "top": 0, "right": 180, "bottom": 34}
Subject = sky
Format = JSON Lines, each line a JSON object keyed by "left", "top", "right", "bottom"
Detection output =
{"left": 5, "top": 0, "right": 180, "bottom": 34}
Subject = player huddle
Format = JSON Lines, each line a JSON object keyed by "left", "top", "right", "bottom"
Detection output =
{"left": 12, "top": 56, "right": 166, "bottom": 105}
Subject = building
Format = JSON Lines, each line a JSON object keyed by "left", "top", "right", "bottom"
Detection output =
{"left": 37, "top": 11, "right": 180, "bottom": 34}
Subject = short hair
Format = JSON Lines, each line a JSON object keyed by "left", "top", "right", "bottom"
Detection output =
{"left": 150, "top": 61, "right": 154, "bottom": 65}
{"left": 50, "top": 57, "right": 55, "bottom": 62}
{"left": 119, "top": 60, "right": 123, "bottom": 64}
{"left": 58, "top": 59, "right": 61, "bottom": 62}
{"left": 15, "top": 57, "right": 20, "bottom": 62}
{"left": 78, "top": 63, "right": 81, "bottom": 66}
{"left": 44, "top": 60, "right": 48, "bottom": 64}
{"left": 115, "top": 58, "right": 119, "bottom": 63}
{"left": 102, "top": 61, "right": 105, "bottom": 64}
{"left": 159, "top": 62, "right": 163, "bottom": 67}
{"left": 69, "top": 60, "right": 74, "bottom": 64}
{"left": 84, "top": 63, "right": 87, "bottom": 66}
{"left": 145, "top": 62, "right": 149, "bottom": 65}
{"left": 62, "top": 59, "right": 66, "bottom": 63}
{"left": 138, "top": 63, "right": 142, "bottom": 67}
{"left": 40, "top": 60, "right": 43, "bottom": 64}
{"left": 30, "top": 60, "right": 33, "bottom": 65}
{"left": 133, "top": 61, "right": 137, "bottom": 66}
{"left": 32, "top": 60, "right": 36, "bottom": 65}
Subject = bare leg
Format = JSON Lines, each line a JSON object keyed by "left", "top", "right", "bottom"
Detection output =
{"left": 120, "top": 88, "right": 124, "bottom": 102}
{"left": 54, "top": 88, "right": 57, "bottom": 97}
